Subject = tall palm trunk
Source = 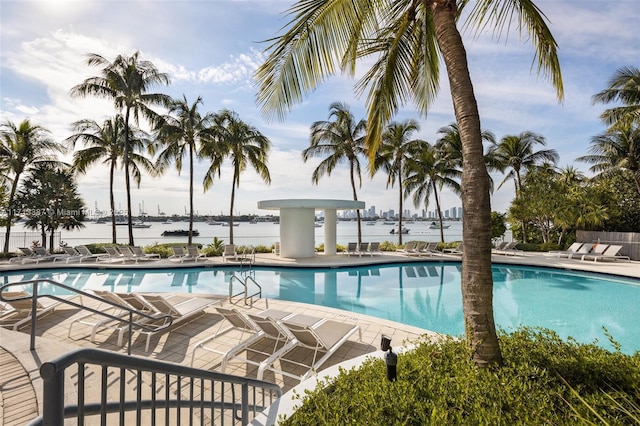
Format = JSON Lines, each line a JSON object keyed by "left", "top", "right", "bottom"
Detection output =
{"left": 349, "top": 162, "right": 362, "bottom": 246}
{"left": 229, "top": 173, "right": 237, "bottom": 244}
{"left": 109, "top": 160, "right": 117, "bottom": 243}
{"left": 432, "top": 0, "right": 502, "bottom": 367}
{"left": 432, "top": 180, "right": 445, "bottom": 243}
{"left": 397, "top": 171, "right": 404, "bottom": 245}
{"left": 123, "top": 107, "right": 135, "bottom": 246}
{"left": 188, "top": 142, "right": 194, "bottom": 245}
{"left": 3, "top": 176, "right": 20, "bottom": 253}
{"left": 515, "top": 169, "right": 528, "bottom": 242}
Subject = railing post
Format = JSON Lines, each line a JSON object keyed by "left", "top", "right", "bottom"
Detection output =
{"left": 30, "top": 283, "right": 38, "bottom": 351}
{"left": 40, "top": 361, "right": 65, "bottom": 425}
{"left": 128, "top": 312, "right": 133, "bottom": 355}
{"left": 241, "top": 383, "right": 249, "bottom": 425}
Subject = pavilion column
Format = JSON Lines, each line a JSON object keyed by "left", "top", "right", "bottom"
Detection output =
{"left": 280, "top": 208, "right": 316, "bottom": 258}
{"left": 324, "top": 209, "right": 337, "bottom": 255}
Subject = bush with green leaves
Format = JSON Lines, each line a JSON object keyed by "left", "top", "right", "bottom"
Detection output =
{"left": 280, "top": 328, "right": 640, "bottom": 425}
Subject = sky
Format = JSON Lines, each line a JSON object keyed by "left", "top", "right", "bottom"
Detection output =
{"left": 1, "top": 0, "right": 639, "bottom": 218}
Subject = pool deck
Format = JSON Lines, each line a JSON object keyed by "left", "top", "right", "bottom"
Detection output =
{"left": 0, "top": 251, "right": 638, "bottom": 424}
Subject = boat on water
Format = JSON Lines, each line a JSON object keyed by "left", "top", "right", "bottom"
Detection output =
{"left": 382, "top": 221, "right": 395, "bottom": 225}
{"left": 390, "top": 228, "right": 410, "bottom": 234}
{"left": 161, "top": 229, "right": 200, "bottom": 237}
{"left": 429, "top": 221, "right": 450, "bottom": 229}
{"left": 221, "top": 223, "right": 239, "bottom": 227}
{"left": 132, "top": 222, "right": 151, "bottom": 229}
{"left": 208, "top": 221, "right": 223, "bottom": 226}
{"left": 366, "top": 222, "right": 376, "bottom": 226}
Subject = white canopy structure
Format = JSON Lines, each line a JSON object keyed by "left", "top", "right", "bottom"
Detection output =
{"left": 258, "top": 199, "right": 365, "bottom": 258}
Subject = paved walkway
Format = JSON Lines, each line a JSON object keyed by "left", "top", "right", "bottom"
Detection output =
{"left": 0, "top": 250, "right": 638, "bottom": 424}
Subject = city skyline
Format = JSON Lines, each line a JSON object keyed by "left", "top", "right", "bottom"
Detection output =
{"left": 1, "top": 1, "right": 638, "bottom": 216}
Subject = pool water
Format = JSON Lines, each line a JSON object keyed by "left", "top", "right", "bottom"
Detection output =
{"left": 2, "top": 263, "right": 639, "bottom": 354}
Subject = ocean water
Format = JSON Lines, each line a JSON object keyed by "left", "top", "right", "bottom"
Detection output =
{"left": 14, "top": 220, "right": 464, "bottom": 248}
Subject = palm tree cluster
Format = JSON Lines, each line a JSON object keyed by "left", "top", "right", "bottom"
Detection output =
{"left": 1, "top": 51, "right": 272, "bottom": 250}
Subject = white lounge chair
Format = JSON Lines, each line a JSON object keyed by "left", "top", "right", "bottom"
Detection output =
{"left": 272, "top": 242, "right": 280, "bottom": 256}
{"left": 443, "top": 242, "right": 463, "bottom": 254}
{"left": 581, "top": 245, "right": 630, "bottom": 262}
{"left": 561, "top": 243, "right": 593, "bottom": 259}
{"left": 20, "top": 247, "right": 58, "bottom": 264}
{"left": 494, "top": 241, "right": 523, "bottom": 256}
{"left": 9, "top": 247, "right": 38, "bottom": 263}
{"left": 168, "top": 246, "right": 190, "bottom": 262}
{"left": 257, "top": 314, "right": 362, "bottom": 382}
{"left": 396, "top": 241, "right": 416, "bottom": 255}
{"left": 186, "top": 245, "right": 205, "bottom": 262}
{"left": 223, "top": 244, "right": 239, "bottom": 262}
{"left": 190, "top": 307, "right": 290, "bottom": 366}
{"left": 409, "top": 242, "right": 426, "bottom": 256}
{"left": 549, "top": 242, "right": 584, "bottom": 258}
{"left": 117, "top": 245, "right": 152, "bottom": 263}
{"left": 117, "top": 294, "right": 217, "bottom": 351}
{"left": 344, "top": 242, "right": 361, "bottom": 257}
{"left": 53, "top": 246, "right": 85, "bottom": 263}
{"left": 131, "top": 246, "right": 161, "bottom": 261}
{"left": 421, "top": 242, "right": 442, "bottom": 256}
{"left": 75, "top": 245, "right": 109, "bottom": 262}
{"left": 576, "top": 243, "right": 609, "bottom": 260}
{"left": 221, "top": 310, "right": 296, "bottom": 374}
{"left": 68, "top": 290, "right": 155, "bottom": 342}
{"left": 362, "top": 242, "right": 382, "bottom": 257}
{"left": 0, "top": 291, "right": 66, "bottom": 331}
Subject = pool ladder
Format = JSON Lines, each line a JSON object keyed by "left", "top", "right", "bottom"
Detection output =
{"left": 228, "top": 274, "right": 267, "bottom": 309}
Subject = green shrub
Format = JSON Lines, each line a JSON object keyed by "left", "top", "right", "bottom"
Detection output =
{"left": 379, "top": 241, "right": 397, "bottom": 251}
{"left": 280, "top": 327, "right": 640, "bottom": 425}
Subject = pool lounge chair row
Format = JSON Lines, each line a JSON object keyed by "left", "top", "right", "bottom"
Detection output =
{"left": 492, "top": 241, "right": 524, "bottom": 256}
{"left": 191, "top": 306, "right": 362, "bottom": 384}
{"left": 550, "top": 242, "right": 630, "bottom": 262}
{"left": 69, "top": 290, "right": 218, "bottom": 352}
{"left": 344, "top": 242, "right": 383, "bottom": 257}
{"left": 395, "top": 241, "right": 445, "bottom": 257}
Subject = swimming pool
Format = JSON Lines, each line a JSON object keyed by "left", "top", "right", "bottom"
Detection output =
{"left": 2, "top": 262, "right": 639, "bottom": 354}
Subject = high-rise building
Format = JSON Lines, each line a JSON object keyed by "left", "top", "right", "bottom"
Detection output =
{"left": 457, "top": 207, "right": 462, "bottom": 218}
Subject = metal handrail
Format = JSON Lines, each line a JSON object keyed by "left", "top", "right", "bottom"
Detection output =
{"left": 244, "top": 276, "right": 263, "bottom": 308}
{"left": 27, "top": 347, "right": 282, "bottom": 425}
{"left": 228, "top": 274, "right": 266, "bottom": 308}
{"left": 0, "top": 279, "right": 173, "bottom": 355}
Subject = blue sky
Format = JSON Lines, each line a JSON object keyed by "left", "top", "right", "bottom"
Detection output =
{"left": 1, "top": 0, "right": 638, "bottom": 218}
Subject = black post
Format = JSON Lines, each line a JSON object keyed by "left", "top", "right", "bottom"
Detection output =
{"left": 380, "top": 335, "right": 397, "bottom": 381}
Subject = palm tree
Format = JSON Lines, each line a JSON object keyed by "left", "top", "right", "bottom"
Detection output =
{"left": 372, "top": 119, "right": 423, "bottom": 245}
{"left": 0, "top": 119, "right": 64, "bottom": 253}
{"left": 436, "top": 122, "right": 498, "bottom": 172}
{"left": 404, "top": 141, "right": 461, "bottom": 242}
{"left": 70, "top": 51, "right": 171, "bottom": 245}
{"left": 492, "top": 131, "right": 559, "bottom": 196}
{"left": 254, "top": 0, "right": 563, "bottom": 367}
{"left": 577, "top": 125, "right": 640, "bottom": 196}
{"left": 592, "top": 66, "right": 640, "bottom": 129}
{"left": 206, "top": 109, "right": 271, "bottom": 244}
{"left": 492, "top": 131, "right": 558, "bottom": 242}
{"left": 155, "top": 95, "right": 215, "bottom": 245}
{"left": 66, "top": 116, "right": 155, "bottom": 243}
{"left": 17, "top": 163, "right": 85, "bottom": 250}
{"left": 302, "top": 102, "right": 367, "bottom": 246}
